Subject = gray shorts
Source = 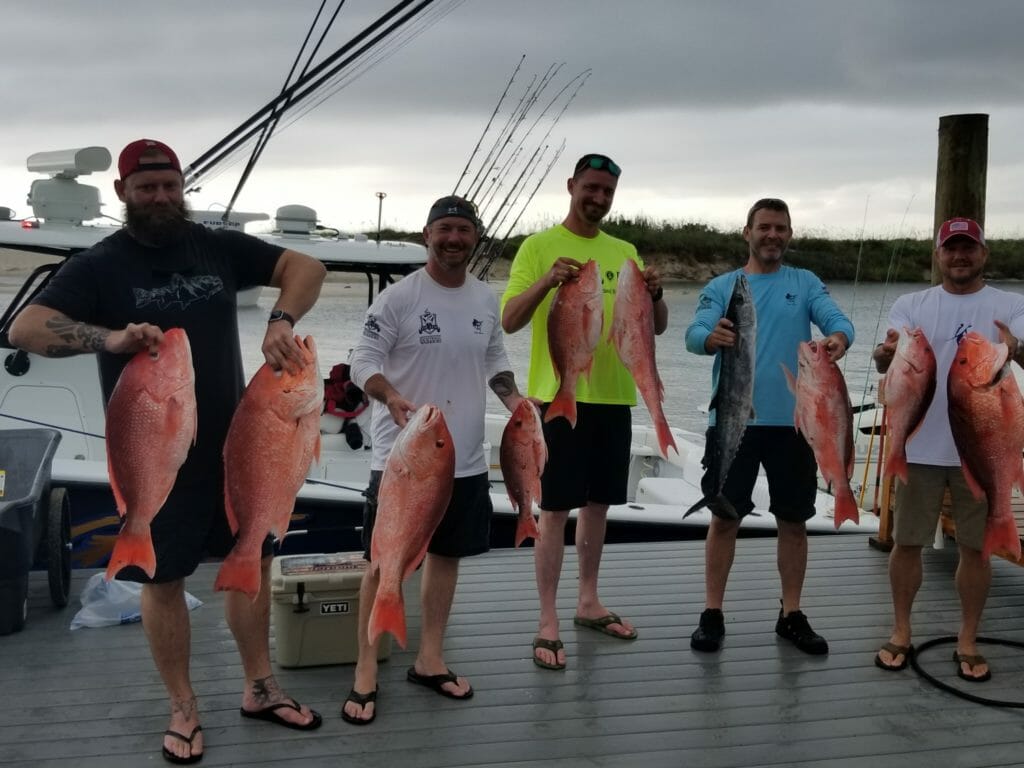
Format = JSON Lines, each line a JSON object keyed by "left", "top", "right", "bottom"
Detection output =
{"left": 892, "top": 463, "right": 987, "bottom": 550}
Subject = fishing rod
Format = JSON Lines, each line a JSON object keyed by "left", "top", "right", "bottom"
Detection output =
{"left": 470, "top": 66, "right": 585, "bottom": 231}
{"left": 452, "top": 54, "right": 525, "bottom": 196}
{"left": 464, "top": 64, "right": 562, "bottom": 202}
{"left": 222, "top": 1, "right": 347, "bottom": 219}
{"left": 184, "top": 0, "right": 439, "bottom": 192}
{"left": 270, "top": 1, "right": 464, "bottom": 155}
{"left": 471, "top": 140, "right": 565, "bottom": 279}
{"left": 470, "top": 68, "right": 588, "bottom": 206}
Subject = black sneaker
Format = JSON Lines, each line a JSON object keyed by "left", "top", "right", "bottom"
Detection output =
{"left": 690, "top": 608, "right": 725, "bottom": 652}
{"left": 775, "top": 606, "right": 829, "bottom": 655}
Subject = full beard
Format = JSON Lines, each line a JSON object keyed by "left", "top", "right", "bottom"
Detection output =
{"left": 124, "top": 199, "right": 190, "bottom": 246}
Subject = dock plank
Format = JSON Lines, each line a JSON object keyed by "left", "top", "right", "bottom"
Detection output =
{"left": 2, "top": 535, "right": 1024, "bottom": 767}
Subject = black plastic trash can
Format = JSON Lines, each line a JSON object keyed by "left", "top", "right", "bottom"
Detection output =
{"left": 0, "top": 428, "right": 66, "bottom": 635}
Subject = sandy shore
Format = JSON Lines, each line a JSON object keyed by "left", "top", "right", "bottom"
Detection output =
{"left": 0, "top": 248, "right": 59, "bottom": 275}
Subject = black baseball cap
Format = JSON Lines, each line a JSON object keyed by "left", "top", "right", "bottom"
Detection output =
{"left": 426, "top": 195, "right": 480, "bottom": 228}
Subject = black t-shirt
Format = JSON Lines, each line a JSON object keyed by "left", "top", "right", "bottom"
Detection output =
{"left": 33, "top": 222, "right": 283, "bottom": 483}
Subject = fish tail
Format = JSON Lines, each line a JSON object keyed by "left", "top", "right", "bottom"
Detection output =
{"left": 105, "top": 528, "right": 156, "bottom": 580}
{"left": 684, "top": 494, "right": 741, "bottom": 520}
{"left": 369, "top": 588, "right": 407, "bottom": 649}
{"left": 883, "top": 450, "right": 909, "bottom": 485}
{"left": 832, "top": 490, "right": 860, "bottom": 529}
{"left": 682, "top": 497, "right": 708, "bottom": 519}
{"left": 515, "top": 511, "right": 541, "bottom": 548}
{"left": 213, "top": 549, "right": 262, "bottom": 600}
{"left": 544, "top": 390, "right": 577, "bottom": 428}
{"left": 983, "top": 513, "right": 1022, "bottom": 561}
{"left": 655, "top": 419, "right": 678, "bottom": 458}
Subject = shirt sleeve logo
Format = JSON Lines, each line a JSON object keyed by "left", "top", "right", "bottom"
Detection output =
{"left": 362, "top": 313, "right": 381, "bottom": 338}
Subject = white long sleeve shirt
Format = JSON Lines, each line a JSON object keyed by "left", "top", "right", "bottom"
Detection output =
{"left": 349, "top": 269, "right": 512, "bottom": 476}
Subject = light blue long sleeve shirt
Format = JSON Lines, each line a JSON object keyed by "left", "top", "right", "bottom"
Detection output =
{"left": 685, "top": 266, "right": 855, "bottom": 427}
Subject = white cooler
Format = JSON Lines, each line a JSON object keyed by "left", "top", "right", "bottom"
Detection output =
{"left": 270, "top": 552, "right": 391, "bottom": 668}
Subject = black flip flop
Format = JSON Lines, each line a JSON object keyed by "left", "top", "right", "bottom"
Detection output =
{"left": 406, "top": 666, "right": 474, "bottom": 700}
{"left": 240, "top": 699, "right": 323, "bottom": 730}
{"left": 532, "top": 637, "right": 566, "bottom": 670}
{"left": 162, "top": 724, "right": 203, "bottom": 765}
{"left": 341, "top": 687, "right": 378, "bottom": 725}
{"left": 953, "top": 651, "right": 992, "bottom": 683}
{"left": 874, "top": 642, "right": 912, "bottom": 672}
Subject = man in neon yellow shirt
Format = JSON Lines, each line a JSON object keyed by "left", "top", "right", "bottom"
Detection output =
{"left": 501, "top": 154, "right": 668, "bottom": 670}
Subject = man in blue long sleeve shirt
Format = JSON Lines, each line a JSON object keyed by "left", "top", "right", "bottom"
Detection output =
{"left": 684, "top": 198, "right": 854, "bottom": 656}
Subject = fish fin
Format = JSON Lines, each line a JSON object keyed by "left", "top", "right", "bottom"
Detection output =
{"left": 515, "top": 511, "right": 541, "bottom": 548}
{"left": 959, "top": 463, "right": 986, "bottom": 502}
{"left": 105, "top": 527, "right": 156, "bottom": 580}
{"left": 213, "top": 548, "right": 262, "bottom": 600}
{"left": 107, "top": 457, "right": 128, "bottom": 519}
{"left": 368, "top": 589, "right": 407, "bottom": 649}
{"left": 832, "top": 490, "right": 860, "bottom": 529}
{"left": 781, "top": 363, "right": 797, "bottom": 395}
{"left": 544, "top": 390, "right": 577, "bottom": 428}
{"left": 983, "top": 513, "right": 1022, "bottom": 561}
{"left": 223, "top": 492, "right": 240, "bottom": 536}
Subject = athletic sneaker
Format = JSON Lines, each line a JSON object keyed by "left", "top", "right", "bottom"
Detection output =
{"left": 690, "top": 608, "right": 725, "bottom": 652}
{"left": 775, "top": 606, "right": 829, "bottom": 655}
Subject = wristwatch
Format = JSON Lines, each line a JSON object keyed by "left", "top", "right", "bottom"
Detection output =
{"left": 268, "top": 309, "right": 295, "bottom": 326}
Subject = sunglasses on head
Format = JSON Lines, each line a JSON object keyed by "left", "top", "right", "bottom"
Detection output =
{"left": 575, "top": 155, "right": 621, "bottom": 177}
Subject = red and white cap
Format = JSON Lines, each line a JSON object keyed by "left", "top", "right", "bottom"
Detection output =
{"left": 936, "top": 217, "right": 985, "bottom": 248}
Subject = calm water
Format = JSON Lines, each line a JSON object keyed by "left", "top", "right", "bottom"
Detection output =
{"left": 246, "top": 277, "right": 1023, "bottom": 435}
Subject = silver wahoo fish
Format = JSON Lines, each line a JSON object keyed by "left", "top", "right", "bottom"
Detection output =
{"left": 685, "top": 273, "right": 756, "bottom": 519}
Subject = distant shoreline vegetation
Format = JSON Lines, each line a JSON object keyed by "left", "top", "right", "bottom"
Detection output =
{"left": 371, "top": 214, "right": 1024, "bottom": 283}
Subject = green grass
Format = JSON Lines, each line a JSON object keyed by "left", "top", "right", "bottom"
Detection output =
{"left": 367, "top": 216, "right": 1024, "bottom": 282}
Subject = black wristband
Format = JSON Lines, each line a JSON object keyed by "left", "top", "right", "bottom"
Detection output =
{"left": 268, "top": 309, "right": 296, "bottom": 326}
{"left": 652, "top": 287, "right": 664, "bottom": 303}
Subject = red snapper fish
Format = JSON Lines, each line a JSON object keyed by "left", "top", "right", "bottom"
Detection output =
{"left": 947, "top": 331, "right": 1024, "bottom": 560}
{"left": 369, "top": 405, "right": 455, "bottom": 648}
{"left": 215, "top": 336, "right": 322, "bottom": 598}
{"left": 545, "top": 259, "right": 603, "bottom": 428}
{"left": 610, "top": 259, "right": 677, "bottom": 457}
{"left": 105, "top": 328, "right": 197, "bottom": 580}
{"left": 499, "top": 399, "right": 546, "bottom": 547}
{"left": 783, "top": 340, "right": 860, "bottom": 529}
{"left": 882, "top": 327, "right": 937, "bottom": 484}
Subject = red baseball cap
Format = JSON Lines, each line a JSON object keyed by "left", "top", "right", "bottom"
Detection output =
{"left": 117, "top": 139, "right": 182, "bottom": 180}
{"left": 936, "top": 217, "right": 985, "bottom": 248}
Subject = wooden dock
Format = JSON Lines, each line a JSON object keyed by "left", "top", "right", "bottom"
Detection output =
{"left": 3, "top": 536, "right": 1024, "bottom": 767}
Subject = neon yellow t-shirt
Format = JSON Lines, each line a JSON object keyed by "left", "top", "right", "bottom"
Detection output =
{"left": 500, "top": 224, "right": 642, "bottom": 404}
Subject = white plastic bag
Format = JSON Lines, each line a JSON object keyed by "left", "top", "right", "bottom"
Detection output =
{"left": 70, "top": 572, "right": 203, "bottom": 630}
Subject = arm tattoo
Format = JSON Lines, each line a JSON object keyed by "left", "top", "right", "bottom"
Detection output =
{"left": 488, "top": 370, "right": 516, "bottom": 399}
{"left": 44, "top": 314, "right": 109, "bottom": 354}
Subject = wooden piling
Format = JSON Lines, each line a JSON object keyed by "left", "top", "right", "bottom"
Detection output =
{"left": 931, "top": 113, "right": 988, "bottom": 284}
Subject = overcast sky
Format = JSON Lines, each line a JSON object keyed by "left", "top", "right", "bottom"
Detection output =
{"left": 4, "top": 0, "right": 1024, "bottom": 239}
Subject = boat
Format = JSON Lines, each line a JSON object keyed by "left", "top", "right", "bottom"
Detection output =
{"left": 0, "top": 146, "right": 878, "bottom": 571}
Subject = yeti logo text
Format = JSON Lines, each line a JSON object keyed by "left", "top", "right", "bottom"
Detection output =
{"left": 320, "top": 601, "right": 350, "bottom": 615}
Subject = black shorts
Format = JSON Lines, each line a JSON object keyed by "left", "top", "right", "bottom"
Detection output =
{"left": 362, "top": 470, "right": 492, "bottom": 560}
{"left": 117, "top": 473, "right": 274, "bottom": 584}
{"left": 701, "top": 425, "right": 817, "bottom": 523}
{"left": 539, "top": 402, "right": 631, "bottom": 511}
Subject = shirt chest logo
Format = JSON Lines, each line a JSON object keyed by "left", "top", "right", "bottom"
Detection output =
{"left": 419, "top": 308, "right": 442, "bottom": 344}
{"left": 134, "top": 274, "right": 223, "bottom": 310}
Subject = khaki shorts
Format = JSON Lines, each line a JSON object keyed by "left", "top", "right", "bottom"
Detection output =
{"left": 892, "top": 464, "right": 987, "bottom": 550}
